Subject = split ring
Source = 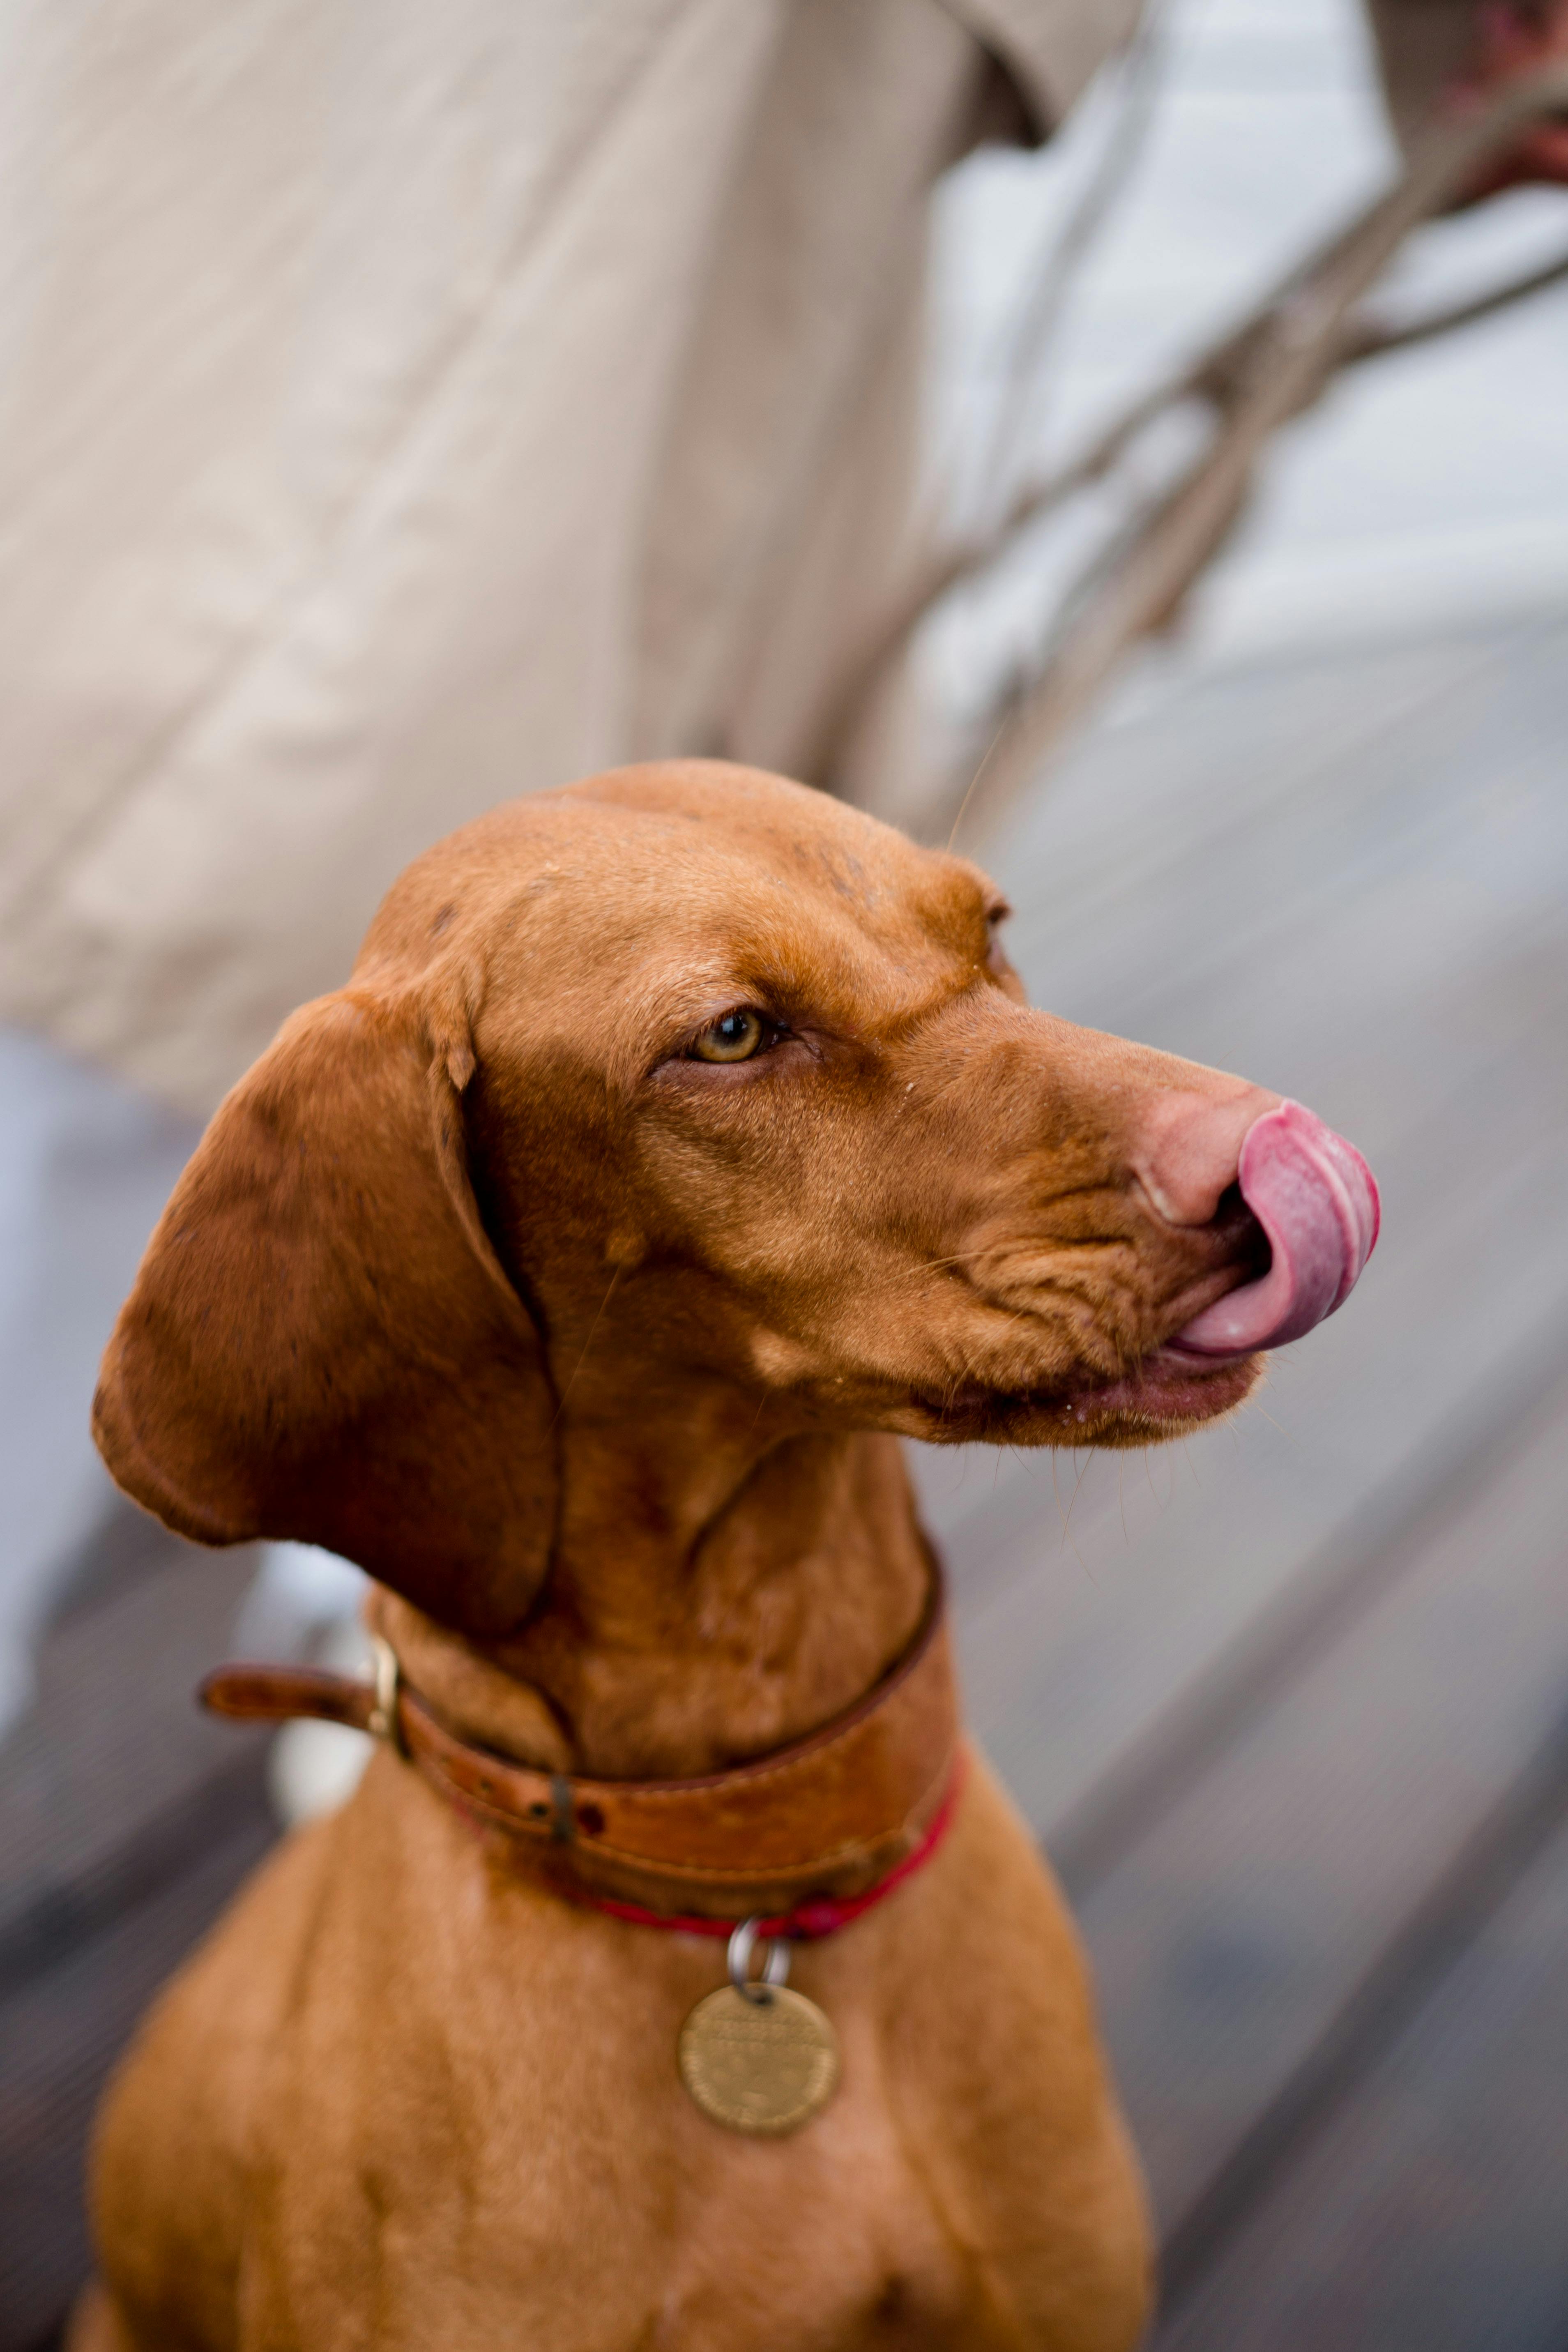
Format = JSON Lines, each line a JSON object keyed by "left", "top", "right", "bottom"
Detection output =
{"left": 727, "top": 1915, "right": 791, "bottom": 2004}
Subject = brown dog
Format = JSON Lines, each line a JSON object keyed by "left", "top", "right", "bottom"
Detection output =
{"left": 74, "top": 762, "right": 1376, "bottom": 2351}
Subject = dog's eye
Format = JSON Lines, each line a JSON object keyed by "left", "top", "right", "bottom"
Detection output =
{"left": 691, "top": 1009, "right": 769, "bottom": 1063}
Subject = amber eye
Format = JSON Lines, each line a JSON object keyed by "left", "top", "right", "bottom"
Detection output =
{"left": 691, "top": 1008, "right": 768, "bottom": 1063}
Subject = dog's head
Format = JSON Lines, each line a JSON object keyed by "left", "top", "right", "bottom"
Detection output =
{"left": 94, "top": 762, "right": 1377, "bottom": 1637}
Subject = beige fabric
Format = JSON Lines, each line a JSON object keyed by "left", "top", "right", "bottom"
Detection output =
{"left": 0, "top": 0, "right": 1467, "bottom": 1116}
{"left": 0, "top": 0, "right": 1036, "bottom": 1115}
{"left": 630, "top": 1, "right": 977, "bottom": 783}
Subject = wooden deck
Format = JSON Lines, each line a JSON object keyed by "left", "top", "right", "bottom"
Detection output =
{"left": 920, "top": 610, "right": 1568, "bottom": 2346}
{"left": 3, "top": 612, "right": 1567, "bottom": 2347}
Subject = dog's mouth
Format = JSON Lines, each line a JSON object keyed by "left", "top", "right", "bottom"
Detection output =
{"left": 1049, "top": 1343, "right": 1262, "bottom": 1432}
{"left": 905, "top": 1098, "right": 1381, "bottom": 1447}
{"left": 929, "top": 1103, "right": 1380, "bottom": 1442}
{"left": 1056, "top": 1100, "right": 1381, "bottom": 1433}
{"left": 1165, "top": 1100, "right": 1379, "bottom": 1357}
{"left": 911, "top": 1343, "right": 1261, "bottom": 1447}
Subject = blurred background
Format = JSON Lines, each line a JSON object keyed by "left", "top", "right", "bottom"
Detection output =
{"left": 2, "top": 0, "right": 1566, "bottom": 2344}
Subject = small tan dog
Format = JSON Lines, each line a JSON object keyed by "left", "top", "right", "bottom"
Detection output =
{"left": 74, "top": 763, "right": 1376, "bottom": 2351}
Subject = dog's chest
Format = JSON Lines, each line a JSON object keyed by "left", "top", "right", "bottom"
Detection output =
{"left": 222, "top": 1771, "right": 1135, "bottom": 2350}
{"left": 635, "top": 2131, "right": 1004, "bottom": 2351}
{"left": 269, "top": 2090, "right": 1012, "bottom": 2352}
{"left": 325, "top": 1992, "right": 1007, "bottom": 2347}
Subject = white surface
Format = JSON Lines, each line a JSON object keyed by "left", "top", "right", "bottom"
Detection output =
{"left": 930, "top": 0, "right": 1568, "bottom": 672}
{"left": 235, "top": 1541, "right": 371, "bottom": 1662}
{"left": 0, "top": 1029, "right": 196, "bottom": 1729}
{"left": 262, "top": 1600, "right": 375, "bottom": 1827}
{"left": 240, "top": 1542, "right": 375, "bottom": 1824}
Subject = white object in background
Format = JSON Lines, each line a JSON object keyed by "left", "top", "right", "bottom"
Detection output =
{"left": 931, "top": 0, "right": 1568, "bottom": 686}
{"left": 234, "top": 1539, "right": 369, "bottom": 1661}
{"left": 237, "top": 1541, "right": 375, "bottom": 1828}
{"left": 0, "top": 1027, "right": 197, "bottom": 1736}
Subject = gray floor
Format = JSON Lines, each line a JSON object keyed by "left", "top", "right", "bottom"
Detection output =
{"left": 919, "top": 607, "right": 1568, "bottom": 2344}
{"left": 2, "top": 612, "right": 1566, "bottom": 2345}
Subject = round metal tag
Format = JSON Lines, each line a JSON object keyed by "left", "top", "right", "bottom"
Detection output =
{"left": 678, "top": 1983, "right": 840, "bottom": 2135}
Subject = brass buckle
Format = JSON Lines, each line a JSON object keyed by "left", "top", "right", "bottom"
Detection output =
{"left": 366, "top": 1633, "right": 410, "bottom": 1758}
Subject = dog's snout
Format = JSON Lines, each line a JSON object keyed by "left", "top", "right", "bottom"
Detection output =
{"left": 1129, "top": 1086, "right": 1282, "bottom": 1228}
{"left": 1149, "top": 1094, "right": 1381, "bottom": 1359}
{"left": 1130, "top": 1084, "right": 1379, "bottom": 1356}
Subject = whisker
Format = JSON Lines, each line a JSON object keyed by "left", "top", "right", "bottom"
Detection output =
{"left": 1067, "top": 1453, "right": 1089, "bottom": 1530}
{"left": 883, "top": 1249, "right": 995, "bottom": 1287}
{"left": 550, "top": 1264, "right": 623, "bottom": 1425}
{"left": 946, "top": 715, "right": 1011, "bottom": 853}
{"left": 1047, "top": 1447, "right": 1090, "bottom": 1576}
{"left": 1247, "top": 1396, "right": 1292, "bottom": 1441}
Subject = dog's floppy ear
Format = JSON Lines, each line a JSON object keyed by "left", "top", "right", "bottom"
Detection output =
{"left": 92, "top": 981, "right": 557, "bottom": 1640}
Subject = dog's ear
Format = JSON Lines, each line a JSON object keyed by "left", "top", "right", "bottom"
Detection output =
{"left": 92, "top": 980, "right": 557, "bottom": 1640}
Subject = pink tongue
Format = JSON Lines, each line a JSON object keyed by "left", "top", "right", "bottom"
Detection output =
{"left": 1172, "top": 1100, "right": 1380, "bottom": 1357}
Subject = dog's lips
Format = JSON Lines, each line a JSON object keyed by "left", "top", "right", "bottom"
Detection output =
{"left": 913, "top": 1099, "right": 1377, "bottom": 1440}
{"left": 1049, "top": 1344, "right": 1259, "bottom": 1431}
{"left": 1167, "top": 1099, "right": 1379, "bottom": 1358}
{"left": 914, "top": 1340, "right": 1258, "bottom": 1441}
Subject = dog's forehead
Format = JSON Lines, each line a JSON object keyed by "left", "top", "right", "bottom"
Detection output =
{"left": 556, "top": 763, "right": 974, "bottom": 925}
{"left": 368, "top": 764, "right": 990, "bottom": 982}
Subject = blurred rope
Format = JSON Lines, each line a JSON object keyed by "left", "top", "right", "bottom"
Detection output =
{"left": 1345, "top": 238, "right": 1568, "bottom": 358}
{"left": 817, "top": 61, "right": 1568, "bottom": 847}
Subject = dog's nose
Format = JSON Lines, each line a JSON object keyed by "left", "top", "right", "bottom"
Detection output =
{"left": 1133, "top": 1090, "right": 1381, "bottom": 1356}
{"left": 1131, "top": 1086, "right": 1281, "bottom": 1227}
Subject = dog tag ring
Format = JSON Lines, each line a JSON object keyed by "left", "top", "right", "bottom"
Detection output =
{"left": 678, "top": 1919, "right": 840, "bottom": 2135}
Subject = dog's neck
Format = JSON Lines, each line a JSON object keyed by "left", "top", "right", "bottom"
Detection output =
{"left": 373, "top": 1412, "right": 933, "bottom": 1781}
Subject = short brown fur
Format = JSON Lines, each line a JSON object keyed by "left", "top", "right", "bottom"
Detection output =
{"left": 78, "top": 762, "right": 1278, "bottom": 2350}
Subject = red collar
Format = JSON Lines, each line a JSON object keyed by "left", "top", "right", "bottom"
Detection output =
{"left": 571, "top": 1752, "right": 965, "bottom": 1940}
{"left": 202, "top": 1578, "right": 961, "bottom": 1937}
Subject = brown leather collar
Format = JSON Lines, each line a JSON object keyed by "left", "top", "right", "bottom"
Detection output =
{"left": 201, "top": 1579, "right": 960, "bottom": 1925}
